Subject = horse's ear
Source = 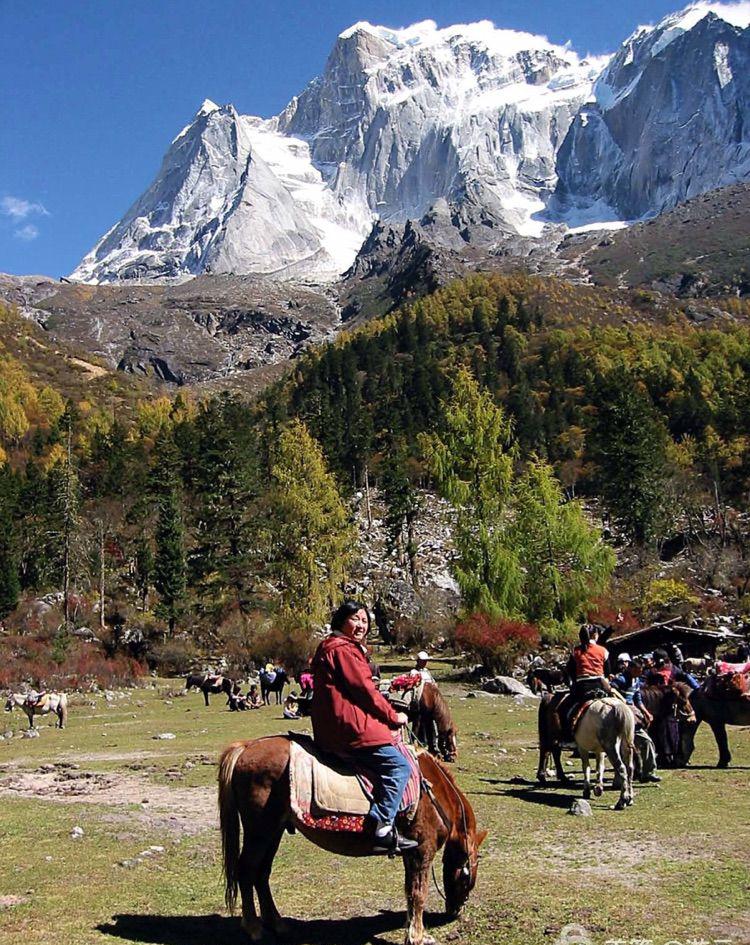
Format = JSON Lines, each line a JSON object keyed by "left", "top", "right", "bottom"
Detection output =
{"left": 476, "top": 829, "right": 488, "bottom": 848}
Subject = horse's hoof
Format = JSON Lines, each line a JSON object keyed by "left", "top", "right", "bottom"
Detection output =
{"left": 593, "top": 785, "right": 603, "bottom": 798}
{"left": 270, "top": 918, "right": 292, "bottom": 938}
{"left": 241, "top": 918, "right": 264, "bottom": 942}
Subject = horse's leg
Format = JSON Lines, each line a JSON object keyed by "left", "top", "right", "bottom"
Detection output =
{"left": 26, "top": 708, "right": 34, "bottom": 730}
{"left": 552, "top": 744, "right": 569, "bottom": 783}
{"left": 203, "top": 689, "right": 210, "bottom": 708}
{"left": 593, "top": 753, "right": 604, "bottom": 797}
{"left": 237, "top": 838, "right": 264, "bottom": 941}
{"left": 255, "top": 827, "right": 289, "bottom": 935}
{"left": 607, "top": 741, "right": 630, "bottom": 810}
{"left": 403, "top": 849, "right": 433, "bottom": 945}
{"left": 709, "top": 719, "right": 732, "bottom": 768}
{"left": 580, "top": 750, "right": 591, "bottom": 799}
{"left": 536, "top": 742, "right": 549, "bottom": 783}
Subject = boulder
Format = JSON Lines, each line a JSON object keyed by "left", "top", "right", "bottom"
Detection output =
{"left": 568, "top": 799, "right": 592, "bottom": 817}
{"left": 482, "top": 676, "right": 535, "bottom": 697}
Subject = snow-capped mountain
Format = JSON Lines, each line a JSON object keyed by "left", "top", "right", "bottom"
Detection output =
{"left": 553, "top": 2, "right": 750, "bottom": 222}
{"left": 72, "top": 4, "right": 750, "bottom": 284}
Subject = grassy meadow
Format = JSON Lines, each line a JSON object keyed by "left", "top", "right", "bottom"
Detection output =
{"left": 1, "top": 660, "right": 748, "bottom": 945}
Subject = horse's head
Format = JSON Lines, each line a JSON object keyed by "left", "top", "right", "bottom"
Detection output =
{"left": 4, "top": 694, "right": 15, "bottom": 712}
{"left": 670, "top": 683, "right": 696, "bottom": 723}
{"left": 439, "top": 727, "right": 458, "bottom": 764}
{"left": 442, "top": 824, "right": 487, "bottom": 917}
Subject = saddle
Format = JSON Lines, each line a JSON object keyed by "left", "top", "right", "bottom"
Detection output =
{"left": 287, "top": 734, "right": 420, "bottom": 834}
{"left": 705, "top": 672, "right": 750, "bottom": 701}
{"left": 387, "top": 676, "right": 425, "bottom": 716}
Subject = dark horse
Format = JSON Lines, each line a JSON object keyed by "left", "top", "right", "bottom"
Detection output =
{"left": 410, "top": 682, "right": 458, "bottom": 763}
{"left": 526, "top": 666, "right": 568, "bottom": 695}
{"left": 679, "top": 676, "right": 750, "bottom": 767}
{"left": 259, "top": 669, "right": 287, "bottom": 705}
{"left": 218, "top": 737, "right": 486, "bottom": 945}
{"left": 186, "top": 673, "right": 238, "bottom": 707}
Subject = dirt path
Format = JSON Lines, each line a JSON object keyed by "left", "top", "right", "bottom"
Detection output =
{"left": 0, "top": 764, "right": 216, "bottom": 835}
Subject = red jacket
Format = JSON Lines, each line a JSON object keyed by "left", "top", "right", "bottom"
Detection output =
{"left": 311, "top": 634, "right": 402, "bottom": 752}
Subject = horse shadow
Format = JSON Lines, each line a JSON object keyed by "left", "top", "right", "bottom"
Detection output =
{"left": 97, "top": 909, "right": 452, "bottom": 945}
{"left": 473, "top": 776, "right": 588, "bottom": 809}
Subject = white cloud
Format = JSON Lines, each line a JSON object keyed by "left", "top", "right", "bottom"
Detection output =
{"left": 14, "top": 224, "right": 40, "bottom": 241}
{"left": 1, "top": 195, "right": 49, "bottom": 220}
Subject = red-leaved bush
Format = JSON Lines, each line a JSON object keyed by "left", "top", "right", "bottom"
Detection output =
{"left": 586, "top": 600, "right": 640, "bottom": 632}
{"left": 454, "top": 613, "right": 540, "bottom": 675}
{"left": 0, "top": 634, "right": 145, "bottom": 691}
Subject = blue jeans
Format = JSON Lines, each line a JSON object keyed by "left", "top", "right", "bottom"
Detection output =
{"left": 351, "top": 743, "right": 412, "bottom": 828}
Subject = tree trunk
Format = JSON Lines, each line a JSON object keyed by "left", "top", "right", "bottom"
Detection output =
{"left": 99, "top": 520, "right": 106, "bottom": 632}
{"left": 62, "top": 423, "right": 73, "bottom": 633}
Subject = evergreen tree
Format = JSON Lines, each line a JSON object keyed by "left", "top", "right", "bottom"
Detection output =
{"left": 420, "top": 369, "right": 523, "bottom": 615}
{"left": 380, "top": 442, "right": 422, "bottom": 586}
{"left": 151, "top": 432, "right": 186, "bottom": 633}
{"left": 0, "top": 467, "right": 20, "bottom": 618}
{"left": 590, "top": 366, "right": 669, "bottom": 545}
{"left": 268, "top": 419, "right": 355, "bottom": 624}
{"left": 188, "top": 395, "right": 261, "bottom": 612}
{"left": 511, "top": 457, "right": 615, "bottom": 624}
{"left": 153, "top": 486, "right": 186, "bottom": 633}
{"left": 134, "top": 535, "right": 153, "bottom": 611}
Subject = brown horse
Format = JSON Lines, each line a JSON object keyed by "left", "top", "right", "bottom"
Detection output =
{"left": 412, "top": 682, "right": 458, "bottom": 763}
{"left": 218, "top": 736, "right": 486, "bottom": 945}
{"left": 679, "top": 676, "right": 750, "bottom": 767}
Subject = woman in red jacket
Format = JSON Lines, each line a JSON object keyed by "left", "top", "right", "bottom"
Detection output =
{"left": 311, "top": 600, "right": 417, "bottom": 854}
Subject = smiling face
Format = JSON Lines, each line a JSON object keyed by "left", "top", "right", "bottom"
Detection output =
{"left": 341, "top": 608, "right": 369, "bottom": 644}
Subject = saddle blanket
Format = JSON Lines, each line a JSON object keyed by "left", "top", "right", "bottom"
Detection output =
{"left": 288, "top": 735, "right": 420, "bottom": 833}
{"left": 569, "top": 700, "right": 595, "bottom": 734}
{"left": 386, "top": 675, "right": 425, "bottom": 714}
{"left": 715, "top": 660, "right": 750, "bottom": 676}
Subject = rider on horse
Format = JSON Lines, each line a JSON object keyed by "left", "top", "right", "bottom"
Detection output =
{"left": 559, "top": 625, "right": 613, "bottom": 735}
{"left": 310, "top": 600, "right": 418, "bottom": 855}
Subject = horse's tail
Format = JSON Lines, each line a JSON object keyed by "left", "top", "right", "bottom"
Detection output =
{"left": 58, "top": 694, "right": 68, "bottom": 728}
{"left": 218, "top": 741, "right": 246, "bottom": 913}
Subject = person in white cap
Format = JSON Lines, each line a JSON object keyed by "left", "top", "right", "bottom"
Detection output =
{"left": 410, "top": 651, "right": 434, "bottom": 683}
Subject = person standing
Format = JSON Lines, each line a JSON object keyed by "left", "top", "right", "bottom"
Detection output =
{"left": 410, "top": 651, "right": 435, "bottom": 683}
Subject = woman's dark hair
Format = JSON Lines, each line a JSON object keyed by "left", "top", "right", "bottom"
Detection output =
{"left": 579, "top": 624, "right": 596, "bottom": 650}
{"left": 330, "top": 600, "right": 371, "bottom": 635}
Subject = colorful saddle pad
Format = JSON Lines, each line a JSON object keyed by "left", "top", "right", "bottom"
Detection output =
{"left": 288, "top": 735, "right": 420, "bottom": 833}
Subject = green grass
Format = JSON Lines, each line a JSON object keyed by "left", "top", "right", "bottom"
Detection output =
{"left": 1, "top": 664, "right": 748, "bottom": 945}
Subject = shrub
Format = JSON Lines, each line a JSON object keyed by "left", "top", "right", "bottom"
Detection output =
{"left": 244, "top": 619, "right": 317, "bottom": 676}
{"left": 453, "top": 613, "right": 540, "bottom": 675}
{"left": 643, "top": 578, "right": 699, "bottom": 615}
{"left": 147, "top": 636, "right": 200, "bottom": 675}
{"left": 0, "top": 634, "right": 145, "bottom": 691}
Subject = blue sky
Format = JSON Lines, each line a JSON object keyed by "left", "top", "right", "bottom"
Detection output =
{"left": 1, "top": 0, "right": 684, "bottom": 277}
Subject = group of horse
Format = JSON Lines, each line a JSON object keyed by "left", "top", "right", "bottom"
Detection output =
{"left": 217, "top": 661, "right": 749, "bottom": 945}
{"left": 185, "top": 670, "right": 288, "bottom": 707}
{"left": 4, "top": 658, "right": 746, "bottom": 945}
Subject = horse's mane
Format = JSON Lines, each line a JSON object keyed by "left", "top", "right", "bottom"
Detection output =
{"left": 425, "top": 682, "right": 457, "bottom": 734}
{"left": 419, "top": 749, "right": 475, "bottom": 836}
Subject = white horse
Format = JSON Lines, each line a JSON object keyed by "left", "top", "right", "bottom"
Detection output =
{"left": 574, "top": 697, "right": 635, "bottom": 810}
{"left": 4, "top": 692, "right": 68, "bottom": 729}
